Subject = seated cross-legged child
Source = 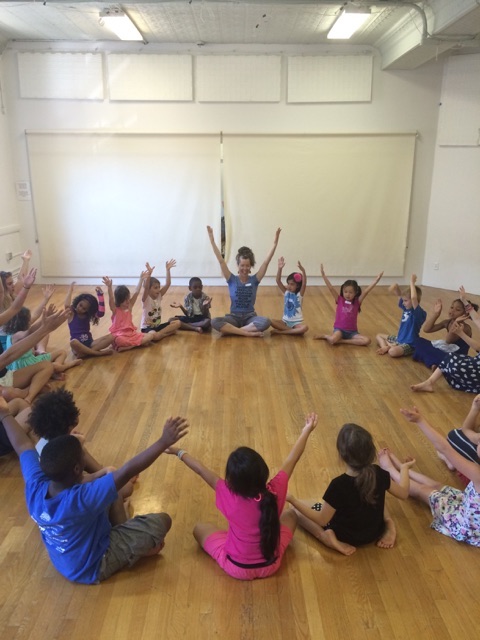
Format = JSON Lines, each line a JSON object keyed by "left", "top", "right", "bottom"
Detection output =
{"left": 170, "top": 277, "right": 212, "bottom": 333}
{"left": 141, "top": 261, "right": 181, "bottom": 338}
{"left": 376, "top": 274, "right": 427, "bottom": 358}
{"left": 0, "top": 396, "right": 189, "bottom": 584}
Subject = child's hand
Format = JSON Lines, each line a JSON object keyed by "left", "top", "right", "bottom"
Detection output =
{"left": 274, "top": 227, "right": 282, "bottom": 243}
{"left": 376, "top": 270, "right": 384, "bottom": 281}
{"left": 22, "top": 249, "right": 32, "bottom": 261}
{"left": 159, "top": 416, "right": 189, "bottom": 448}
{"left": 320, "top": 263, "right": 326, "bottom": 276}
{"left": 102, "top": 276, "right": 112, "bottom": 288}
{"left": 206, "top": 225, "right": 214, "bottom": 238}
{"left": 140, "top": 270, "right": 149, "bottom": 281}
{"left": 170, "top": 301, "right": 181, "bottom": 309}
{"left": 71, "top": 429, "right": 85, "bottom": 445}
{"left": 145, "top": 262, "right": 154, "bottom": 275}
{"left": 433, "top": 299, "right": 442, "bottom": 314}
{"left": 451, "top": 320, "right": 466, "bottom": 335}
{"left": 388, "top": 283, "right": 398, "bottom": 293}
{"left": 459, "top": 285, "right": 466, "bottom": 298}
{"left": 298, "top": 260, "right": 305, "bottom": 273}
{"left": 400, "top": 407, "right": 422, "bottom": 423}
{"left": 411, "top": 274, "right": 417, "bottom": 284}
{"left": 303, "top": 412, "right": 318, "bottom": 433}
{"left": 166, "top": 259, "right": 176, "bottom": 271}
{"left": 22, "top": 268, "right": 37, "bottom": 289}
{"left": 278, "top": 256, "right": 285, "bottom": 269}
{"left": 165, "top": 446, "right": 180, "bottom": 456}
{"left": 42, "top": 284, "right": 55, "bottom": 301}
{"left": 400, "top": 457, "right": 416, "bottom": 470}
{"left": 69, "top": 281, "right": 76, "bottom": 289}
{"left": 203, "top": 296, "right": 212, "bottom": 307}
{"left": 95, "top": 286, "right": 103, "bottom": 296}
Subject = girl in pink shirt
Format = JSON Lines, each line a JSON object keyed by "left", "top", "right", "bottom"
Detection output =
{"left": 167, "top": 413, "right": 318, "bottom": 580}
{"left": 314, "top": 263, "right": 383, "bottom": 346}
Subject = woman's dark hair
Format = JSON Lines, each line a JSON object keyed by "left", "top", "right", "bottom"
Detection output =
{"left": 28, "top": 387, "right": 80, "bottom": 440}
{"left": 40, "top": 435, "right": 83, "bottom": 482}
{"left": 225, "top": 447, "right": 280, "bottom": 562}
{"left": 336, "top": 423, "right": 377, "bottom": 505}
{"left": 4, "top": 307, "right": 31, "bottom": 334}
{"left": 236, "top": 246, "right": 256, "bottom": 268}
{"left": 340, "top": 279, "right": 362, "bottom": 311}
{"left": 114, "top": 285, "right": 130, "bottom": 307}
{"left": 72, "top": 293, "right": 100, "bottom": 325}
{"left": 287, "top": 272, "right": 302, "bottom": 294}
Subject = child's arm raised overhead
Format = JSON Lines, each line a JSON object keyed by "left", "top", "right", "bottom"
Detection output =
{"left": 280, "top": 412, "right": 318, "bottom": 478}
{"left": 0, "top": 268, "right": 37, "bottom": 326}
{"left": 298, "top": 261, "right": 307, "bottom": 297}
{"left": 388, "top": 282, "right": 402, "bottom": 297}
{"left": 256, "top": 227, "right": 281, "bottom": 282}
{"left": 102, "top": 276, "right": 116, "bottom": 315}
{"left": 142, "top": 262, "right": 154, "bottom": 303}
{"left": 276, "top": 257, "right": 286, "bottom": 294}
{"left": 130, "top": 270, "right": 147, "bottom": 308}
{"left": 112, "top": 416, "right": 189, "bottom": 490}
{"left": 160, "top": 259, "right": 176, "bottom": 296}
{"left": 410, "top": 274, "right": 419, "bottom": 309}
{"left": 459, "top": 285, "right": 480, "bottom": 332}
{"left": 320, "top": 264, "right": 338, "bottom": 302}
{"left": 95, "top": 286, "right": 105, "bottom": 318}
{"left": 423, "top": 299, "right": 448, "bottom": 333}
{"left": 207, "top": 225, "right": 232, "bottom": 281}
{"left": 30, "top": 284, "right": 55, "bottom": 324}
{"left": 358, "top": 271, "right": 383, "bottom": 304}
{"left": 13, "top": 249, "right": 32, "bottom": 296}
{"left": 400, "top": 407, "right": 480, "bottom": 488}
{"left": 165, "top": 446, "right": 220, "bottom": 489}
{"left": 64, "top": 281, "right": 75, "bottom": 310}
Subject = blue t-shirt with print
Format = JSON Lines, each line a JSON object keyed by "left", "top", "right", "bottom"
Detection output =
{"left": 227, "top": 274, "right": 259, "bottom": 314}
{"left": 397, "top": 299, "right": 427, "bottom": 346}
{"left": 20, "top": 449, "right": 117, "bottom": 584}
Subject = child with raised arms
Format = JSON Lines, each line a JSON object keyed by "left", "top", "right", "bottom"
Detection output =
{"left": 287, "top": 423, "right": 414, "bottom": 556}
{"left": 64, "top": 282, "right": 113, "bottom": 358}
{"left": 314, "top": 264, "right": 383, "bottom": 346}
{"left": 170, "top": 277, "right": 212, "bottom": 333}
{"left": 376, "top": 274, "right": 426, "bottom": 357}
{"left": 379, "top": 406, "right": 480, "bottom": 547}
{"left": 103, "top": 271, "right": 169, "bottom": 352}
{"left": 167, "top": 412, "right": 318, "bottom": 580}
{"left": 270, "top": 258, "right": 308, "bottom": 335}
{"left": 141, "top": 261, "right": 180, "bottom": 339}
{"left": 0, "top": 396, "right": 189, "bottom": 584}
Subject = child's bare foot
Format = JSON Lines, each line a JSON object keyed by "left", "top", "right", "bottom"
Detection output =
{"left": 322, "top": 529, "right": 356, "bottom": 556}
{"left": 1, "top": 387, "right": 28, "bottom": 401}
{"left": 376, "top": 346, "right": 389, "bottom": 355}
{"left": 377, "top": 518, "right": 396, "bottom": 549}
{"left": 411, "top": 380, "right": 434, "bottom": 393}
{"left": 194, "top": 327, "right": 203, "bottom": 334}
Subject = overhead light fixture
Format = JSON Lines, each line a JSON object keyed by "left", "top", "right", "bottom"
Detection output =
{"left": 327, "top": 6, "right": 371, "bottom": 40}
{"left": 99, "top": 8, "right": 144, "bottom": 42}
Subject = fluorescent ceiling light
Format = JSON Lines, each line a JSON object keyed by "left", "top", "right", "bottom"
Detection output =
{"left": 327, "top": 6, "right": 371, "bottom": 40}
{"left": 99, "top": 8, "right": 144, "bottom": 42}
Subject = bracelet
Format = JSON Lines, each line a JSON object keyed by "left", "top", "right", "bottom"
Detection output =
{"left": 177, "top": 449, "right": 187, "bottom": 460}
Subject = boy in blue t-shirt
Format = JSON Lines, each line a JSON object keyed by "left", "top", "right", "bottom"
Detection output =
{"left": 0, "top": 397, "right": 188, "bottom": 584}
{"left": 376, "top": 274, "right": 427, "bottom": 358}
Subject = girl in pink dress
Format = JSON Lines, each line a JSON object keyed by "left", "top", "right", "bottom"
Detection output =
{"left": 102, "top": 272, "right": 167, "bottom": 352}
{"left": 167, "top": 413, "right": 318, "bottom": 580}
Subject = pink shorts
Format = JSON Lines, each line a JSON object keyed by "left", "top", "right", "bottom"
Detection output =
{"left": 113, "top": 332, "right": 144, "bottom": 349}
{"left": 202, "top": 525, "right": 293, "bottom": 580}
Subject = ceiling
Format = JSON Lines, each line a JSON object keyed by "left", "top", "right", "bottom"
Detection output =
{"left": 0, "top": 1, "right": 479, "bottom": 69}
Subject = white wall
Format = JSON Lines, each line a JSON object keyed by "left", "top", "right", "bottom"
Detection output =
{"left": 1, "top": 44, "right": 444, "bottom": 286}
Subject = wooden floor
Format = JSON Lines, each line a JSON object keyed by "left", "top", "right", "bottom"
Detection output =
{"left": 0, "top": 283, "right": 478, "bottom": 640}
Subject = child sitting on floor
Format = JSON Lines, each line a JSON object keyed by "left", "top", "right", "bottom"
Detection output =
{"left": 170, "top": 277, "right": 212, "bottom": 333}
{"left": 0, "top": 396, "right": 189, "bottom": 584}
{"left": 376, "top": 274, "right": 426, "bottom": 357}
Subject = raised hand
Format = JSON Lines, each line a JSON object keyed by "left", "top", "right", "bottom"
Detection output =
{"left": 320, "top": 263, "right": 326, "bottom": 276}
{"left": 303, "top": 412, "right": 318, "bottom": 433}
{"left": 278, "top": 256, "right": 285, "bottom": 269}
{"left": 411, "top": 274, "right": 417, "bottom": 284}
{"left": 102, "top": 276, "right": 112, "bottom": 288}
{"left": 434, "top": 299, "right": 442, "bottom": 314}
{"left": 159, "top": 416, "right": 189, "bottom": 448}
{"left": 274, "top": 227, "right": 282, "bottom": 243}
{"left": 207, "top": 225, "right": 214, "bottom": 239}
{"left": 166, "top": 259, "right": 176, "bottom": 271}
{"left": 145, "top": 262, "right": 155, "bottom": 276}
{"left": 298, "top": 260, "right": 305, "bottom": 273}
{"left": 42, "top": 284, "right": 55, "bottom": 301}
{"left": 95, "top": 286, "right": 103, "bottom": 296}
{"left": 22, "top": 249, "right": 32, "bottom": 261}
{"left": 22, "top": 268, "right": 37, "bottom": 289}
{"left": 43, "top": 308, "right": 69, "bottom": 332}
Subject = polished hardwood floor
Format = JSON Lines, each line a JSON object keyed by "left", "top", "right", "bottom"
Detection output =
{"left": 0, "top": 283, "right": 478, "bottom": 640}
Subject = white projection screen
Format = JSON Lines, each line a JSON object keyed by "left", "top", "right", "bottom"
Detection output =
{"left": 26, "top": 132, "right": 415, "bottom": 278}
{"left": 222, "top": 134, "right": 416, "bottom": 276}
{"left": 26, "top": 133, "right": 221, "bottom": 278}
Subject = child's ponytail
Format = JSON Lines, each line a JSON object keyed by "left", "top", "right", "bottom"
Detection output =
{"left": 354, "top": 466, "right": 377, "bottom": 505}
{"left": 259, "top": 489, "right": 280, "bottom": 562}
{"left": 337, "top": 423, "right": 378, "bottom": 505}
